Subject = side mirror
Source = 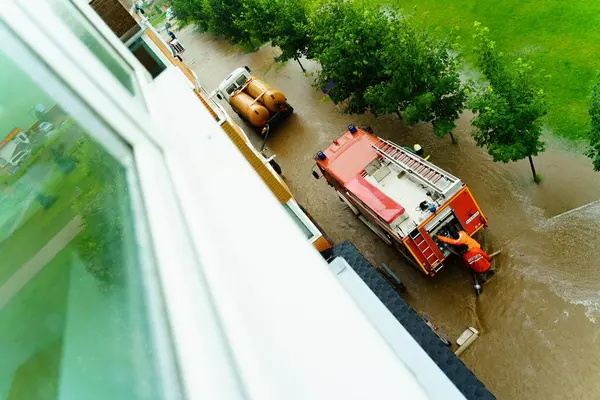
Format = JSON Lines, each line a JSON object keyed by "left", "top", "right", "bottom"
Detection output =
{"left": 216, "top": 94, "right": 223, "bottom": 100}
{"left": 312, "top": 170, "right": 320, "bottom": 179}
{"left": 244, "top": 65, "right": 251, "bottom": 72}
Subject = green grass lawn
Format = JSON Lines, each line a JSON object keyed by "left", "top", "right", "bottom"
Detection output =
{"left": 0, "top": 169, "right": 81, "bottom": 285}
{"left": 0, "top": 126, "right": 103, "bottom": 281}
{"left": 380, "top": 0, "right": 600, "bottom": 141}
{"left": 149, "top": 12, "right": 167, "bottom": 28}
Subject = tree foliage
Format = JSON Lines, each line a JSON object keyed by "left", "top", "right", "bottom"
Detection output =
{"left": 586, "top": 72, "right": 600, "bottom": 171}
{"left": 364, "top": 16, "right": 466, "bottom": 139}
{"left": 208, "top": 0, "right": 251, "bottom": 42}
{"left": 239, "top": 0, "right": 311, "bottom": 63}
{"left": 306, "top": 3, "right": 465, "bottom": 136}
{"left": 170, "top": 0, "right": 211, "bottom": 30}
{"left": 307, "top": 0, "right": 390, "bottom": 114}
{"left": 469, "top": 23, "right": 546, "bottom": 180}
{"left": 170, "top": 0, "right": 554, "bottom": 159}
{"left": 71, "top": 137, "right": 127, "bottom": 285}
{"left": 171, "top": 0, "right": 250, "bottom": 43}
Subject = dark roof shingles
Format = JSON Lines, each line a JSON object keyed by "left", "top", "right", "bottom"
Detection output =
{"left": 328, "top": 241, "right": 495, "bottom": 400}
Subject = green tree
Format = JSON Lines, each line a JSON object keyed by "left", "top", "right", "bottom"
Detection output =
{"left": 469, "top": 24, "right": 546, "bottom": 183}
{"left": 307, "top": 0, "right": 390, "bottom": 114}
{"left": 208, "top": 0, "right": 251, "bottom": 43}
{"left": 171, "top": 0, "right": 251, "bottom": 44}
{"left": 236, "top": 0, "right": 271, "bottom": 43}
{"left": 71, "top": 137, "right": 127, "bottom": 285}
{"left": 239, "top": 0, "right": 311, "bottom": 70}
{"left": 170, "top": 0, "right": 211, "bottom": 30}
{"left": 364, "top": 16, "right": 466, "bottom": 142}
{"left": 270, "top": 0, "right": 311, "bottom": 68}
{"left": 586, "top": 72, "right": 600, "bottom": 171}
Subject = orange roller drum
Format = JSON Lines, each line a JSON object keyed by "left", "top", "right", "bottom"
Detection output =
{"left": 229, "top": 92, "right": 270, "bottom": 127}
{"left": 245, "top": 77, "right": 288, "bottom": 113}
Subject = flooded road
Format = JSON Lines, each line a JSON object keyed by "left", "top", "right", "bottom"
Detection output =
{"left": 178, "top": 27, "right": 600, "bottom": 399}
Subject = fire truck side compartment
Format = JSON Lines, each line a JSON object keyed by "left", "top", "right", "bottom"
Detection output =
{"left": 449, "top": 188, "right": 487, "bottom": 235}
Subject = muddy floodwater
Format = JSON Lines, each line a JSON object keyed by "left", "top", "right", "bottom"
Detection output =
{"left": 177, "top": 26, "right": 600, "bottom": 399}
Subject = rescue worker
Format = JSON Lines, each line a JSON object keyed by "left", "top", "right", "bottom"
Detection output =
{"left": 437, "top": 230, "right": 481, "bottom": 250}
{"left": 413, "top": 144, "right": 424, "bottom": 157}
{"left": 406, "top": 143, "right": 431, "bottom": 161}
{"left": 459, "top": 244, "right": 495, "bottom": 282}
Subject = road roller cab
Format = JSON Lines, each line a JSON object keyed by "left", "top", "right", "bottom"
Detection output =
{"left": 214, "top": 67, "right": 253, "bottom": 103}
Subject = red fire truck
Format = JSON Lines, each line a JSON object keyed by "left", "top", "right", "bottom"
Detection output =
{"left": 314, "top": 125, "right": 488, "bottom": 276}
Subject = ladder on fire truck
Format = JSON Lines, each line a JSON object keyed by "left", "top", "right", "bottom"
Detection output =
{"left": 409, "top": 229, "right": 442, "bottom": 269}
{"left": 372, "top": 138, "right": 461, "bottom": 198}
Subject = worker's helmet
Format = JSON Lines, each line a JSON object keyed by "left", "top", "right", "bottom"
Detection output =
{"left": 413, "top": 144, "right": 422, "bottom": 152}
{"left": 450, "top": 230, "right": 460, "bottom": 240}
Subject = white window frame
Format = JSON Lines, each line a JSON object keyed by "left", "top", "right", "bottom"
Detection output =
{"left": 23, "top": 0, "right": 152, "bottom": 115}
{"left": 71, "top": 0, "right": 153, "bottom": 87}
{"left": 0, "top": 16, "right": 179, "bottom": 399}
{"left": 139, "top": 33, "right": 172, "bottom": 70}
{"left": 124, "top": 27, "right": 146, "bottom": 47}
{"left": 125, "top": 33, "right": 171, "bottom": 79}
{"left": 284, "top": 199, "right": 322, "bottom": 243}
{"left": 4, "top": 0, "right": 170, "bottom": 148}
{"left": 0, "top": 2, "right": 245, "bottom": 399}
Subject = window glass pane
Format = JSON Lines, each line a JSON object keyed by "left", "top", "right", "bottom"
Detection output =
{"left": 235, "top": 75, "right": 247, "bottom": 86}
{"left": 0, "top": 47, "right": 163, "bottom": 398}
{"left": 283, "top": 203, "right": 314, "bottom": 239}
{"left": 44, "top": 0, "right": 137, "bottom": 96}
{"left": 128, "top": 37, "right": 166, "bottom": 79}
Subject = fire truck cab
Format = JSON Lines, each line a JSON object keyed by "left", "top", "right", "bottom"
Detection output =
{"left": 315, "top": 125, "right": 488, "bottom": 276}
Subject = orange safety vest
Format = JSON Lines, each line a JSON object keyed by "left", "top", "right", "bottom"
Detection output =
{"left": 462, "top": 248, "right": 492, "bottom": 273}
{"left": 437, "top": 230, "right": 481, "bottom": 250}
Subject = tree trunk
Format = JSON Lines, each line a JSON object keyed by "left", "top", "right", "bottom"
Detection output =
{"left": 248, "top": 38, "right": 258, "bottom": 52}
{"left": 395, "top": 110, "right": 402, "bottom": 119}
{"left": 528, "top": 155, "right": 540, "bottom": 183}
{"left": 449, "top": 132, "right": 457, "bottom": 145}
{"left": 295, "top": 57, "right": 306, "bottom": 73}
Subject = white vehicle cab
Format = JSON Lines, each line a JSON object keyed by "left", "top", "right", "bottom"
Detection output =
{"left": 214, "top": 67, "right": 252, "bottom": 103}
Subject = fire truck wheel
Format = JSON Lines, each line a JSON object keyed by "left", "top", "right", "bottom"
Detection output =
{"left": 357, "top": 215, "right": 392, "bottom": 246}
{"left": 396, "top": 280, "right": 407, "bottom": 294}
{"left": 394, "top": 241, "right": 421, "bottom": 271}
{"left": 384, "top": 233, "right": 394, "bottom": 245}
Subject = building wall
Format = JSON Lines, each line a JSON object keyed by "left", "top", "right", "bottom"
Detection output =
{"left": 89, "top": 0, "right": 138, "bottom": 39}
{"left": 220, "top": 121, "right": 293, "bottom": 204}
